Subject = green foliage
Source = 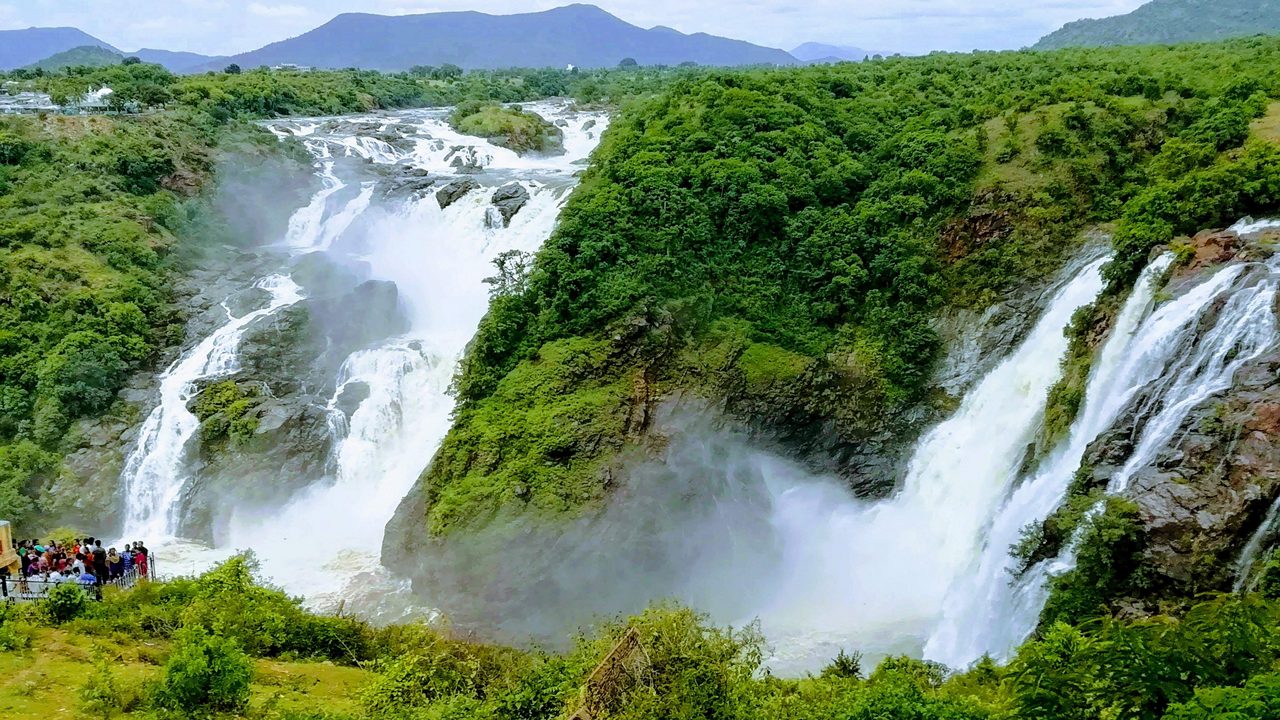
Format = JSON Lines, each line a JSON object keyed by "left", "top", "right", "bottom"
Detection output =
{"left": 0, "top": 603, "right": 34, "bottom": 651}
{"left": 432, "top": 36, "right": 1280, "bottom": 534}
{"left": 32, "top": 566, "right": 1280, "bottom": 720}
{"left": 78, "top": 648, "right": 126, "bottom": 720}
{"left": 153, "top": 625, "right": 253, "bottom": 714}
{"left": 1011, "top": 595, "right": 1280, "bottom": 720}
{"left": 1165, "top": 672, "right": 1280, "bottom": 719}
{"left": 424, "top": 336, "right": 633, "bottom": 532}
{"left": 1041, "top": 497, "right": 1151, "bottom": 627}
{"left": 44, "top": 581, "right": 90, "bottom": 624}
{"left": 192, "top": 381, "right": 260, "bottom": 448}
{"left": 821, "top": 649, "right": 864, "bottom": 680}
{"left": 177, "top": 555, "right": 373, "bottom": 661}
{"left": 449, "top": 102, "right": 563, "bottom": 154}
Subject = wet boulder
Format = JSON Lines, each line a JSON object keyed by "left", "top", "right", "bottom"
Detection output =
{"left": 379, "top": 166, "right": 437, "bottom": 199}
{"left": 436, "top": 177, "right": 480, "bottom": 210}
{"left": 491, "top": 182, "right": 530, "bottom": 227}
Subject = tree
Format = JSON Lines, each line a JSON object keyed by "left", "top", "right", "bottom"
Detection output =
{"left": 122, "top": 56, "right": 141, "bottom": 65}
{"left": 618, "top": 57, "right": 639, "bottom": 68}
{"left": 224, "top": 63, "right": 241, "bottom": 75}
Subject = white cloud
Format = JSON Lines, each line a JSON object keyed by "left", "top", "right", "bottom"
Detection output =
{"left": 0, "top": 3, "right": 22, "bottom": 30}
{"left": 247, "top": 2, "right": 310, "bottom": 18}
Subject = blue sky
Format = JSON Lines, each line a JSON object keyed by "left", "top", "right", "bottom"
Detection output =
{"left": 0, "top": 0, "right": 1151, "bottom": 57}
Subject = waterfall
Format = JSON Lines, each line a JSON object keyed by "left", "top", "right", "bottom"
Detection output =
{"left": 1233, "top": 496, "right": 1280, "bottom": 592}
{"left": 752, "top": 255, "right": 1109, "bottom": 672}
{"left": 119, "top": 275, "right": 304, "bottom": 540}
{"left": 924, "top": 254, "right": 1174, "bottom": 665}
{"left": 117, "top": 103, "right": 609, "bottom": 609}
{"left": 926, "top": 222, "right": 1280, "bottom": 667}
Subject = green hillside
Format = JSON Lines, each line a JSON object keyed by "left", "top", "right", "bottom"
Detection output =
{"left": 25, "top": 44, "right": 123, "bottom": 71}
{"left": 1036, "top": 0, "right": 1280, "bottom": 49}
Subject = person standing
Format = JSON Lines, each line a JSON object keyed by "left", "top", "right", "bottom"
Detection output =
{"left": 134, "top": 545, "right": 148, "bottom": 579}
{"left": 92, "top": 541, "right": 109, "bottom": 586}
{"left": 107, "top": 548, "right": 123, "bottom": 580}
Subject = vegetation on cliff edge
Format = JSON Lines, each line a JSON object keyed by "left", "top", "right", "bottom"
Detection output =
{"left": 420, "top": 36, "right": 1280, "bottom": 536}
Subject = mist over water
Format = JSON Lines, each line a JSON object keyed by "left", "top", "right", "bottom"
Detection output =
{"left": 406, "top": 256, "right": 1111, "bottom": 673}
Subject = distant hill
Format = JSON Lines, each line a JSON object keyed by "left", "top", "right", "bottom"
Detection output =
{"left": 211, "top": 4, "right": 797, "bottom": 71}
{"left": 791, "top": 42, "right": 872, "bottom": 63}
{"left": 1035, "top": 0, "right": 1280, "bottom": 49}
{"left": 0, "top": 27, "right": 118, "bottom": 69}
{"left": 25, "top": 45, "right": 123, "bottom": 71}
{"left": 129, "top": 48, "right": 226, "bottom": 74}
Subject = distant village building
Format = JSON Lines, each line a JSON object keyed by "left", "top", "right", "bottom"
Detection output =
{"left": 0, "top": 91, "right": 58, "bottom": 114}
{"left": 0, "top": 86, "right": 125, "bottom": 115}
{"left": 271, "top": 63, "right": 313, "bottom": 71}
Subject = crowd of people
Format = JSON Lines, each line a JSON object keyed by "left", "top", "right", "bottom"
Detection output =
{"left": 7, "top": 537, "right": 150, "bottom": 588}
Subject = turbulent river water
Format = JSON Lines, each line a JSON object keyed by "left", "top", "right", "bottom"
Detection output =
{"left": 111, "top": 101, "right": 1280, "bottom": 673}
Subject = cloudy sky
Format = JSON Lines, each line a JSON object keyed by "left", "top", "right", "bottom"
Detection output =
{"left": 0, "top": 0, "right": 1151, "bottom": 57}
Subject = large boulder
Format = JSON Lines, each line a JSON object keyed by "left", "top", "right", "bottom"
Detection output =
{"left": 436, "top": 177, "right": 479, "bottom": 210}
{"left": 490, "top": 182, "right": 530, "bottom": 227}
{"left": 379, "top": 166, "right": 436, "bottom": 199}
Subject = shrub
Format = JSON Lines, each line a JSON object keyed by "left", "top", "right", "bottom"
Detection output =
{"left": 79, "top": 649, "right": 125, "bottom": 720}
{"left": 0, "top": 603, "right": 33, "bottom": 650}
{"left": 153, "top": 626, "right": 253, "bottom": 714}
{"left": 1040, "top": 497, "right": 1149, "bottom": 627}
{"left": 45, "top": 581, "right": 90, "bottom": 624}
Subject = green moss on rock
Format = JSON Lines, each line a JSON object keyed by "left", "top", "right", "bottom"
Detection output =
{"left": 193, "top": 380, "right": 260, "bottom": 448}
{"left": 422, "top": 337, "right": 638, "bottom": 534}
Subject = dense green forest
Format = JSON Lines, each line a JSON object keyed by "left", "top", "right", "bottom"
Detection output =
{"left": 0, "top": 59, "right": 689, "bottom": 533}
{"left": 417, "top": 36, "right": 1280, "bottom": 537}
{"left": 6, "top": 557, "right": 1280, "bottom": 719}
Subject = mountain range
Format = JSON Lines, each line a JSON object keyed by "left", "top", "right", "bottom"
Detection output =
{"left": 207, "top": 4, "right": 795, "bottom": 71}
{"left": 1035, "top": 0, "right": 1280, "bottom": 49}
{"left": 1, "top": 5, "right": 809, "bottom": 73}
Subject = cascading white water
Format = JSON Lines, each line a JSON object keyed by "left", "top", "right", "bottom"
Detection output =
{"left": 118, "top": 103, "right": 609, "bottom": 608}
{"left": 750, "top": 256, "right": 1109, "bottom": 672}
{"left": 927, "top": 220, "right": 1280, "bottom": 667}
{"left": 119, "top": 275, "right": 303, "bottom": 540}
{"left": 924, "top": 254, "right": 1174, "bottom": 665}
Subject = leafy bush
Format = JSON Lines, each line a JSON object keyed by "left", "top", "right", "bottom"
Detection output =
{"left": 44, "top": 581, "right": 90, "bottom": 624}
{"left": 1040, "top": 497, "right": 1150, "bottom": 627}
{"left": 79, "top": 649, "right": 129, "bottom": 720}
{"left": 153, "top": 625, "right": 253, "bottom": 714}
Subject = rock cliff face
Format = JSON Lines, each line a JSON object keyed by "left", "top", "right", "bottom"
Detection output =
{"left": 178, "top": 257, "right": 412, "bottom": 540}
{"left": 1041, "top": 224, "right": 1280, "bottom": 610}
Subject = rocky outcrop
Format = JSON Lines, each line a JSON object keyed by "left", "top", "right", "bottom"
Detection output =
{"left": 1051, "top": 229, "right": 1280, "bottom": 603}
{"left": 490, "top": 182, "right": 530, "bottom": 227}
{"left": 378, "top": 166, "right": 436, "bottom": 199}
{"left": 1128, "top": 346, "right": 1280, "bottom": 593}
{"left": 445, "top": 146, "right": 484, "bottom": 174}
{"left": 179, "top": 259, "right": 410, "bottom": 539}
{"left": 436, "top": 177, "right": 479, "bottom": 209}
